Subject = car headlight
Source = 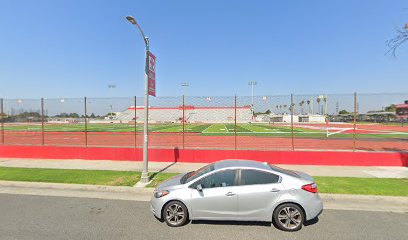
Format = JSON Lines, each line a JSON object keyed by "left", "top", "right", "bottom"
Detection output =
{"left": 154, "top": 190, "right": 169, "bottom": 198}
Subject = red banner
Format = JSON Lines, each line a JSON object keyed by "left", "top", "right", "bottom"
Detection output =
{"left": 147, "top": 51, "right": 156, "bottom": 96}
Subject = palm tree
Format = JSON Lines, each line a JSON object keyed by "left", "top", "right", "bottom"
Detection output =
{"left": 283, "top": 105, "right": 287, "bottom": 114}
{"left": 299, "top": 100, "right": 305, "bottom": 115}
{"left": 316, "top": 97, "right": 321, "bottom": 115}
{"left": 306, "top": 100, "right": 311, "bottom": 114}
{"left": 289, "top": 104, "right": 295, "bottom": 113}
{"left": 323, "top": 95, "right": 328, "bottom": 115}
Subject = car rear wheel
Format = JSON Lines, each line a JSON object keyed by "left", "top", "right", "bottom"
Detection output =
{"left": 273, "top": 203, "right": 304, "bottom": 232}
{"left": 163, "top": 201, "right": 189, "bottom": 227}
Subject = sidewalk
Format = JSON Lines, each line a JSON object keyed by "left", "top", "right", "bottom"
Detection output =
{"left": 1, "top": 158, "right": 407, "bottom": 178}
{"left": 1, "top": 180, "right": 407, "bottom": 213}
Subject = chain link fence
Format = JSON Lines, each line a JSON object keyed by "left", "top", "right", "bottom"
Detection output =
{"left": 1, "top": 93, "right": 407, "bottom": 152}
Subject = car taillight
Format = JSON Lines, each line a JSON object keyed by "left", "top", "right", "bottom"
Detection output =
{"left": 302, "top": 183, "right": 318, "bottom": 193}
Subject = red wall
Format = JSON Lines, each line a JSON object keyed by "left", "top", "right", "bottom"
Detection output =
{"left": 0, "top": 145, "right": 407, "bottom": 166}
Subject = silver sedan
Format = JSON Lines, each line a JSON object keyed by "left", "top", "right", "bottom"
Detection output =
{"left": 150, "top": 159, "right": 323, "bottom": 231}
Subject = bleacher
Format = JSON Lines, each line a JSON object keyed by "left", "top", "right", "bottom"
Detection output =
{"left": 116, "top": 106, "right": 252, "bottom": 123}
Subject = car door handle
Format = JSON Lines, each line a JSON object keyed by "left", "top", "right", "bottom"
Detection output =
{"left": 225, "top": 192, "right": 236, "bottom": 196}
{"left": 270, "top": 188, "right": 280, "bottom": 192}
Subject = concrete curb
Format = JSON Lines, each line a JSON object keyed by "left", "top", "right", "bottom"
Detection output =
{"left": 0, "top": 180, "right": 154, "bottom": 202}
{"left": 0, "top": 180, "right": 407, "bottom": 213}
{"left": 320, "top": 193, "right": 408, "bottom": 213}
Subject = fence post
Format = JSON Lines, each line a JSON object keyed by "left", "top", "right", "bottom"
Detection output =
{"left": 353, "top": 92, "right": 357, "bottom": 152}
{"left": 291, "top": 94, "right": 294, "bottom": 151}
{"left": 41, "top": 97, "right": 45, "bottom": 146}
{"left": 1, "top": 98, "right": 4, "bottom": 144}
{"left": 134, "top": 96, "right": 137, "bottom": 148}
{"left": 182, "top": 95, "right": 185, "bottom": 149}
{"left": 234, "top": 95, "right": 237, "bottom": 150}
{"left": 84, "top": 97, "right": 88, "bottom": 147}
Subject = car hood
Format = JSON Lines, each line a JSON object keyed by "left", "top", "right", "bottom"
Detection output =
{"left": 156, "top": 173, "right": 185, "bottom": 190}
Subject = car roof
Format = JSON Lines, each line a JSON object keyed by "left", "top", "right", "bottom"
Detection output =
{"left": 214, "top": 159, "right": 271, "bottom": 171}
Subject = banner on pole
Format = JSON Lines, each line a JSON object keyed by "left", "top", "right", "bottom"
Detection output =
{"left": 147, "top": 51, "right": 156, "bottom": 97}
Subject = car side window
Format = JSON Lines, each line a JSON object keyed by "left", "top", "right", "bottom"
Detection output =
{"left": 190, "top": 170, "right": 237, "bottom": 189}
{"left": 240, "top": 169, "right": 280, "bottom": 186}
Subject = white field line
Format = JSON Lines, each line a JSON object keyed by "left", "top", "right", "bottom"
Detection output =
{"left": 327, "top": 128, "right": 354, "bottom": 137}
{"left": 224, "top": 124, "right": 229, "bottom": 132}
{"left": 201, "top": 124, "right": 215, "bottom": 133}
{"left": 301, "top": 124, "right": 408, "bottom": 135}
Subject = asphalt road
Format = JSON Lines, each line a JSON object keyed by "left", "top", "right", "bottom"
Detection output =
{"left": 0, "top": 194, "right": 407, "bottom": 240}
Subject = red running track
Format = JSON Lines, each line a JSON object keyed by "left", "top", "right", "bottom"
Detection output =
{"left": 1, "top": 131, "right": 407, "bottom": 152}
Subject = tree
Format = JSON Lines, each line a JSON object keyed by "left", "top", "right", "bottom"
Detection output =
{"left": 265, "top": 109, "right": 271, "bottom": 114}
{"left": 316, "top": 97, "right": 321, "bottom": 114}
{"left": 54, "top": 113, "right": 80, "bottom": 118}
{"left": 387, "top": 23, "right": 408, "bottom": 57}
{"left": 339, "top": 110, "right": 349, "bottom": 114}
{"left": 307, "top": 100, "right": 311, "bottom": 114}
{"left": 323, "top": 96, "right": 328, "bottom": 115}
{"left": 299, "top": 100, "right": 305, "bottom": 114}
{"left": 384, "top": 104, "right": 396, "bottom": 112}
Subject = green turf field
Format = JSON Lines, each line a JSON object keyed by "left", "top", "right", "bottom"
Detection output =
{"left": 3, "top": 123, "right": 407, "bottom": 139}
{"left": 4, "top": 123, "right": 408, "bottom": 140}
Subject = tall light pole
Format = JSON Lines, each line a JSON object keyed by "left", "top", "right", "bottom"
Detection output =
{"left": 248, "top": 81, "right": 257, "bottom": 119}
{"left": 108, "top": 84, "right": 116, "bottom": 119}
{"left": 248, "top": 81, "right": 257, "bottom": 106}
{"left": 126, "top": 15, "right": 150, "bottom": 183}
{"left": 181, "top": 82, "right": 189, "bottom": 96}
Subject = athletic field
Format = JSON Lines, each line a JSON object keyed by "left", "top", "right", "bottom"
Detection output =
{"left": 1, "top": 122, "right": 407, "bottom": 151}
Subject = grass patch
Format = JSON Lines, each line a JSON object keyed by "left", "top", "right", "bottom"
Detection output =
{"left": 147, "top": 172, "right": 180, "bottom": 188}
{"left": 315, "top": 177, "right": 408, "bottom": 196}
{"left": 0, "top": 166, "right": 406, "bottom": 196}
{"left": 0, "top": 167, "right": 141, "bottom": 186}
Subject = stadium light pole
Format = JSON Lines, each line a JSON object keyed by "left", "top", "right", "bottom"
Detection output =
{"left": 126, "top": 15, "right": 150, "bottom": 183}
{"left": 248, "top": 81, "right": 257, "bottom": 106}
{"left": 248, "top": 81, "right": 257, "bottom": 119}
{"left": 181, "top": 82, "right": 189, "bottom": 96}
{"left": 108, "top": 84, "right": 116, "bottom": 119}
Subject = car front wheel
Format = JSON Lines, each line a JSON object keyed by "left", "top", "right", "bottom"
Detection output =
{"left": 273, "top": 203, "right": 304, "bottom": 231}
{"left": 163, "top": 201, "right": 189, "bottom": 227}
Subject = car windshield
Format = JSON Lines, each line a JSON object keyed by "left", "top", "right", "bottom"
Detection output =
{"left": 182, "top": 163, "right": 215, "bottom": 183}
{"left": 269, "top": 164, "right": 300, "bottom": 178}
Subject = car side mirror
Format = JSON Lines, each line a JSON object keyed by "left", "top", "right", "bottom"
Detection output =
{"left": 196, "top": 184, "right": 203, "bottom": 191}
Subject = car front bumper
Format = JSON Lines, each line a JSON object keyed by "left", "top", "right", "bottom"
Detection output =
{"left": 150, "top": 195, "right": 165, "bottom": 220}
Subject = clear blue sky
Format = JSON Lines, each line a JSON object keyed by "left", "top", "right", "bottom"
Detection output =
{"left": 0, "top": 0, "right": 407, "bottom": 99}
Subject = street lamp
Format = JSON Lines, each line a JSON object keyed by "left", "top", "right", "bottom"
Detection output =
{"left": 126, "top": 15, "right": 150, "bottom": 183}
